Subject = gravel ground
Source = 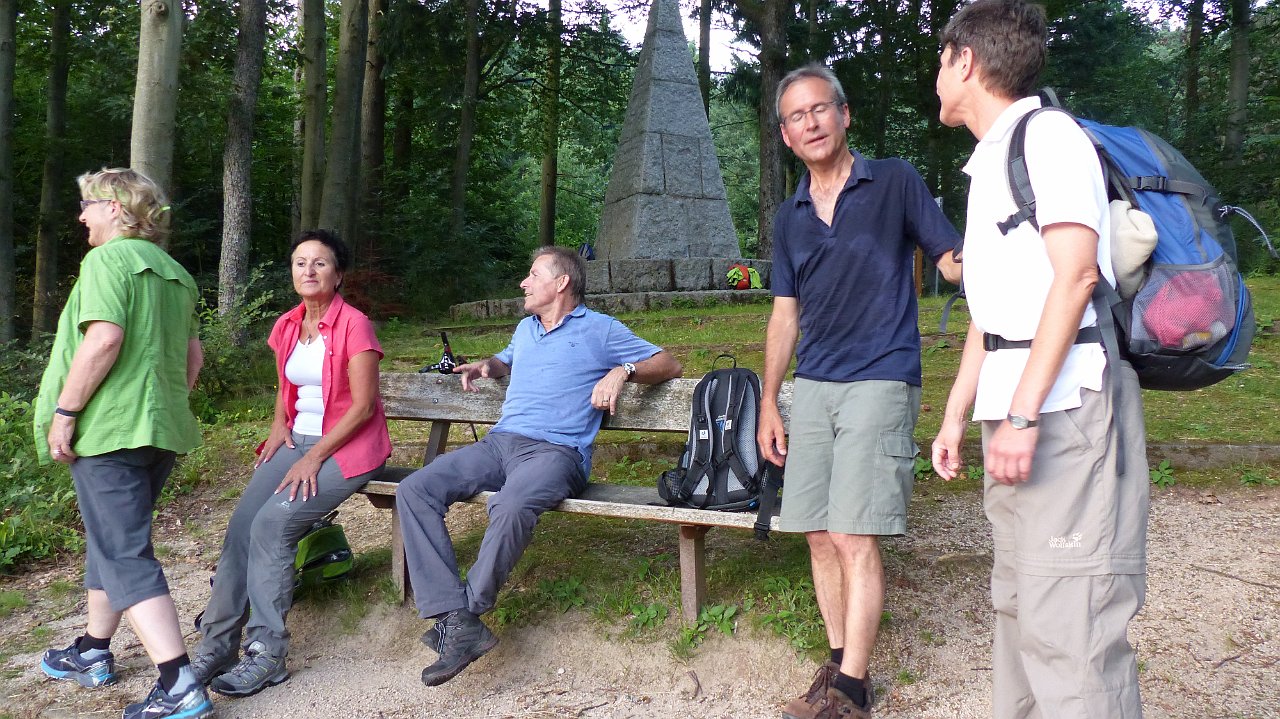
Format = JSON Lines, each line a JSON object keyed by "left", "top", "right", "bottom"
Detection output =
{"left": 2, "top": 480, "right": 1277, "bottom": 719}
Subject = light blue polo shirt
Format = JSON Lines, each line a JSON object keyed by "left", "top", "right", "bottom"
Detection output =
{"left": 491, "top": 304, "right": 660, "bottom": 477}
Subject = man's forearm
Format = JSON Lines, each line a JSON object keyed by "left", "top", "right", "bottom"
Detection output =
{"left": 761, "top": 308, "right": 799, "bottom": 404}
{"left": 632, "top": 351, "right": 682, "bottom": 384}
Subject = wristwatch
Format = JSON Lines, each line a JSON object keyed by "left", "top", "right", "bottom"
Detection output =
{"left": 1007, "top": 414, "right": 1039, "bottom": 430}
{"left": 623, "top": 362, "right": 637, "bottom": 380}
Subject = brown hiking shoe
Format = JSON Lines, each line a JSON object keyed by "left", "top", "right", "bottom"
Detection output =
{"left": 781, "top": 661, "right": 838, "bottom": 719}
{"left": 824, "top": 686, "right": 871, "bottom": 719}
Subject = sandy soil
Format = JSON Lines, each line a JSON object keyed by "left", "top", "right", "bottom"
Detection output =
{"left": 2, "top": 478, "right": 1277, "bottom": 719}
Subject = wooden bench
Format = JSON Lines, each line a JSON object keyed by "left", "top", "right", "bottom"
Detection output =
{"left": 359, "top": 372, "right": 793, "bottom": 622}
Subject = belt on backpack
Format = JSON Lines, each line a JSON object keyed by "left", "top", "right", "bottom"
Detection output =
{"left": 983, "top": 326, "right": 1103, "bottom": 352}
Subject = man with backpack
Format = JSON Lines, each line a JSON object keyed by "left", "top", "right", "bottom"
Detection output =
{"left": 758, "top": 64, "right": 961, "bottom": 719}
{"left": 930, "top": 2, "right": 1148, "bottom": 717}
{"left": 396, "top": 246, "right": 681, "bottom": 687}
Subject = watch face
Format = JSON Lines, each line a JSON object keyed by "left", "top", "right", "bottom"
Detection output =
{"left": 1008, "top": 415, "right": 1036, "bottom": 429}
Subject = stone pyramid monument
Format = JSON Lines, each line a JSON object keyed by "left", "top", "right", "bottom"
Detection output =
{"left": 594, "top": 0, "right": 739, "bottom": 260}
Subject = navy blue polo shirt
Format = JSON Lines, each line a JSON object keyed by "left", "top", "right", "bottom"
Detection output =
{"left": 772, "top": 150, "right": 960, "bottom": 385}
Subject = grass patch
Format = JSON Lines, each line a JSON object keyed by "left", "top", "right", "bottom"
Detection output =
{"left": 0, "top": 590, "right": 27, "bottom": 618}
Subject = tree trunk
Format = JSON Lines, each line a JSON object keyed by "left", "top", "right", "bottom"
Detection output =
{"left": 390, "top": 76, "right": 413, "bottom": 194}
{"left": 537, "top": 0, "right": 561, "bottom": 247}
{"left": 33, "top": 0, "right": 70, "bottom": 339}
{"left": 360, "top": 0, "right": 387, "bottom": 261}
{"left": 300, "top": 0, "right": 327, "bottom": 230}
{"left": 131, "top": 0, "right": 184, "bottom": 196}
{"left": 754, "top": 0, "right": 788, "bottom": 261}
{"left": 319, "top": 0, "right": 368, "bottom": 248}
{"left": 1224, "top": 0, "right": 1250, "bottom": 167}
{"left": 0, "top": 0, "right": 14, "bottom": 343}
{"left": 1183, "top": 0, "right": 1203, "bottom": 138}
{"left": 698, "top": 0, "right": 711, "bottom": 117}
{"left": 449, "top": 0, "right": 481, "bottom": 241}
{"left": 218, "top": 0, "right": 268, "bottom": 332}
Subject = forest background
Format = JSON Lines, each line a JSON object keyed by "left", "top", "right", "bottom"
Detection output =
{"left": 0, "top": 0, "right": 1277, "bottom": 571}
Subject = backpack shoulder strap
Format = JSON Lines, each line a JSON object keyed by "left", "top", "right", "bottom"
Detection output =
{"left": 677, "top": 371, "right": 720, "bottom": 503}
{"left": 999, "top": 105, "right": 1069, "bottom": 235}
{"left": 716, "top": 369, "right": 762, "bottom": 495}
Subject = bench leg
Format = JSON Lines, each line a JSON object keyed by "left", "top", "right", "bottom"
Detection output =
{"left": 678, "top": 525, "right": 709, "bottom": 623}
{"left": 391, "top": 504, "right": 412, "bottom": 605}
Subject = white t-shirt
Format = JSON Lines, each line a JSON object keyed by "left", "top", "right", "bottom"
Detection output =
{"left": 961, "top": 96, "right": 1114, "bottom": 421}
{"left": 284, "top": 337, "right": 326, "bottom": 436}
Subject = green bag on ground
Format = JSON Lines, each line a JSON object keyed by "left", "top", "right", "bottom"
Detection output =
{"left": 294, "top": 511, "right": 354, "bottom": 589}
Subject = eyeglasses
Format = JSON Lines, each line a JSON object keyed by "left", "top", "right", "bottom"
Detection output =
{"left": 79, "top": 199, "right": 112, "bottom": 211}
{"left": 783, "top": 100, "right": 842, "bottom": 127}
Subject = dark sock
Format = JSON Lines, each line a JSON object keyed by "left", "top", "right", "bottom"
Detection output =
{"left": 833, "top": 671, "right": 869, "bottom": 709}
{"left": 157, "top": 655, "right": 192, "bottom": 693}
{"left": 829, "top": 647, "right": 844, "bottom": 666}
{"left": 78, "top": 633, "right": 111, "bottom": 653}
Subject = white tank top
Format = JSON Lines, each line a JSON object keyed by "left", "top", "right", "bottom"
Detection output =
{"left": 284, "top": 337, "right": 326, "bottom": 437}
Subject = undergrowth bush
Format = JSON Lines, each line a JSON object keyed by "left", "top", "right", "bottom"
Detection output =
{"left": 0, "top": 336, "right": 54, "bottom": 402}
{"left": 191, "top": 266, "right": 280, "bottom": 422}
{"left": 0, "top": 393, "right": 82, "bottom": 571}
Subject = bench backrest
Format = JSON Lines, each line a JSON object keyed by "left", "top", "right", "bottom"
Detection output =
{"left": 381, "top": 373, "right": 793, "bottom": 433}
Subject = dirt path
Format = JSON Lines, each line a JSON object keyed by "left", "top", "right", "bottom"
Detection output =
{"left": 2, "top": 482, "right": 1277, "bottom": 719}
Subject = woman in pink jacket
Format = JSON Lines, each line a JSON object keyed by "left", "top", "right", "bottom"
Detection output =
{"left": 193, "top": 230, "right": 391, "bottom": 698}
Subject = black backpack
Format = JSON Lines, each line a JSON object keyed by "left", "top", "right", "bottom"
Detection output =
{"left": 658, "top": 356, "right": 782, "bottom": 539}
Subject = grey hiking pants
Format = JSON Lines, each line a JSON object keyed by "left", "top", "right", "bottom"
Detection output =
{"left": 396, "top": 432, "right": 586, "bottom": 618}
{"left": 195, "top": 432, "right": 381, "bottom": 659}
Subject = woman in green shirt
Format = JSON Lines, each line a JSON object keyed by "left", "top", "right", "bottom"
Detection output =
{"left": 34, "top": 168, "right": 212, "bottom": 719}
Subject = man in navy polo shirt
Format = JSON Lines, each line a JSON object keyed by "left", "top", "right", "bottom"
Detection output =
{"left": 397, "top": 246, "right": 681, "bottom": 687}
{"left": 757, "top": 64, "right": 961, "bottom": 719}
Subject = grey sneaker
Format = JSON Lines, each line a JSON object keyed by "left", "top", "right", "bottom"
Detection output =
{"left": 121, "top": 680, "right": 213, "bottom": 719}
{"left": 209, "top": 640, "right": 288, "bottom": 697}
{"left": 190, "top": 651, "right": 237, "bottom": 686}
{"left": 420, "top": 609, "right": 498, "bottom": 687}
{"left": 39, "top": 640, "right": 117, "bottom": 688}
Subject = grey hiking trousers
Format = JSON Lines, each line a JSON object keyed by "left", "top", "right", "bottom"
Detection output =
{"left": 195, "top": 432, "right": 381, "bottom": 659}
{"left": 396, "top": 432, "right": 586, "bottom": 618}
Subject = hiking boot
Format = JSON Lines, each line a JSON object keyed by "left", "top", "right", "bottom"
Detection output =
{"left": 823, "top": 686, "right": 872, "bottom": 719}
{"left": 39, "top": 640, "right": 117, "bottom": 688}
{"left": 781, "top": 661, "right": 838, "bottom": 719}
{"left": 121, "top": 680, "right": 213, "bottom": 719}
{"left": 420, "top": 609, "right": 498, "bottom": 687}
{"left": 421, "top": 622, "right": 442, "bottom": 653}
{"left": 209, "top": 640, "right": 288, "bottom": 697}
{"left": 190, "top": 651, "right": 237, "bottom": 686}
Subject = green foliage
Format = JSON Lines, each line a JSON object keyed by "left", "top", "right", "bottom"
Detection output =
{"left": 627, "top": 601, "right": 668, "bottom": 633}
{"left": 540, "top": 577, "right": 587, "bottom": 613}
{"left": 670, "top": 604, "right": 739, "bottom": 657}
{"left": 190, "top": 266, "right": 280, "bottom": 422}
{"left": 1150, "top": 459, "right": 1177, "bottom": 488}
{"left": 0, "top": 337, "right": 54, "bottom": 403}
{"left": 912, "top": 456, "right": 934, "bottom": 481}
{"left": 0, "top": 590, "right": 28, "bottom": 618}
{"left": 1238, "top": 466, "right": 1277, "bottom": 487}
{"left": 756, "top": 576, "right": 825, "bottom": 652}
{"left": 0, "top": 394, "right": 82, "bottom": 571}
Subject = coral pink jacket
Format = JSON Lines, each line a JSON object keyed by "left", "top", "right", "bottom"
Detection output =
{"left": 267, "top": 294, "right": 391, "bottom": 478}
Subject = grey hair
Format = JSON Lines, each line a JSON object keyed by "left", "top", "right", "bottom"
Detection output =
{"left": 775, "top": 63, "right": 848, "bottom": 122}
{"left": 531, "top": 245, "right": 587, "bottom": 303}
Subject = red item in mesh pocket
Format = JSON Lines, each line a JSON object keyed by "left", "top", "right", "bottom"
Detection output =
{"left": 1142, "top": 272, "right": 1226, "bottom": 348}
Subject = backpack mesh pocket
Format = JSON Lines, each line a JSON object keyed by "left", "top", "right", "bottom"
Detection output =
{"left": 1130, "top": 258, "right": 1237, "bottom": 353}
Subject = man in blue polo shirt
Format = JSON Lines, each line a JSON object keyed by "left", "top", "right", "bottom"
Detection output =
{"left": 757, "top": 64, "right": 961, "bottom": 719}
{"left": 397, "top": 246, "right": 681, "bottom": 687}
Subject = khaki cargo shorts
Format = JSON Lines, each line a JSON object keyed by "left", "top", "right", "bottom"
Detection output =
{"left": 779, "top": 378, "right": 921, "bottom": 536}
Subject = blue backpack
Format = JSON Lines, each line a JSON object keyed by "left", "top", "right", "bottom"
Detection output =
{"left": 1001, "top": 89, "right": 1274, "bottom": 390}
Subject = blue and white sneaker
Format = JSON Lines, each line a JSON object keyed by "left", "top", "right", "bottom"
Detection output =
{"left": 39, "top": 641, "right": 117, "bottom": 687}
{"left": 121, "top": 680, "right": 214, "bottom": 719}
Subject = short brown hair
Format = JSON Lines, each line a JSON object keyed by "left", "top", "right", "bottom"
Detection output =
{"left": 77, "top": 167, "right": 171, "bottom": 246}
{"left": 775, "top": 64, "right": 848, "bottom": 123}
{"left": 941, "top": 0, "right": 1046, "bottom": 100}
{"left": 531, "top": 246, "right": 587, "bottom": 303}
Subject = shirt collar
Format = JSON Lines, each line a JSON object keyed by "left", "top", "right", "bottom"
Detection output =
{"left": 980, "top": 96, "right": 1043, "bottom": 147}
{"left": 283, "top": 293, "right": 348, "bottom": 328}
{"left": 532, "top": 303, "right": 587, "bottom": 334}
{"left": 793, "top": 149, "right": 872, "bottom": 206}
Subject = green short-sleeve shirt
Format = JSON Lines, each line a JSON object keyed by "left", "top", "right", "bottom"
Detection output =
{"left": 34, "top": 238, "right": 203, "bottom": 463}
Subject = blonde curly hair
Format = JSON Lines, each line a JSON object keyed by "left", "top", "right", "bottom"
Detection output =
{"left": 77, "top": 168, "right": 171, "bottom": 246}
